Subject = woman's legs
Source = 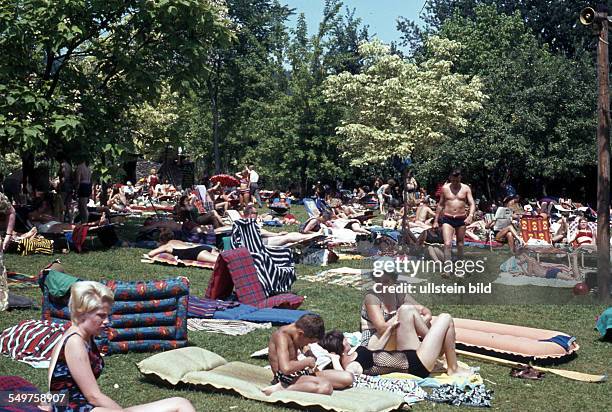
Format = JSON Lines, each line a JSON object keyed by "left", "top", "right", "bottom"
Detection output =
{"left": 265, "top": 232, "right": 322, "bottom": 247}
{"left": 122, "top": 397, "right": 196, "bottom": 412}
{"left": 395, "top": 306, "right": 430, "bottom": 351}
{"left": 415, "top": 313, "right": 470, "bottom": 376}
{"left": 349, "top": 222, "right": 370, "bottom": 235}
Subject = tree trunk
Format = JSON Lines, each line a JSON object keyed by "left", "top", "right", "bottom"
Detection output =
{"left": 208, "top": 77, "right": 221, "bottom": 175}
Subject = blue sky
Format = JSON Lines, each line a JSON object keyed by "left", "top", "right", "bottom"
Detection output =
{"left": 282, "top": 0, "right": 427, "bottom": 47}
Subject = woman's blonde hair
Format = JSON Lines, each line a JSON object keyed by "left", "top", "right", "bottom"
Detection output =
{"left": 69, "top": 281, "right": 114, "bottom": 323}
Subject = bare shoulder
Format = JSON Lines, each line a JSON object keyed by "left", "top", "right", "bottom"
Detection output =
{"left": 461, "top": 183, "right": 473, "bottom": 192}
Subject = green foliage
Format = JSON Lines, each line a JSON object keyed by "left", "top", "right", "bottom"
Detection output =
{"left": 412, "top": 5, "right": 596, "bottom": 195}
{"left": 0, "top": 0, "right": 233, "bottom": 182}
{"left": 323, "top": 38, "right": 485, "bottom": 168}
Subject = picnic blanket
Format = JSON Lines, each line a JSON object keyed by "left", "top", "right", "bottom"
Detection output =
{"left": 187, "top": 319, "right": 271, "bottom": 335}
{"left": 142, "top": 252, "right": 215, "bottom": 269}
{"left": 230, "top": 219, "right": 296, "bottom": 296}
{"left": 16, "top": 237, "right": 53, "bottom": 255}
{"left": 138, "top": 347, "right": 405, "bottom": 412}
{"left": 0, "top": 319, "right": 70, "bottom": 368}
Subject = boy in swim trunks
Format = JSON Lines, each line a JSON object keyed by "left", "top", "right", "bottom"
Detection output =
{"left": 262, "top": 314, "right": 353, "bottom": 396}
{"left": 433, "top": 169, "right": 476, "bottom": 266}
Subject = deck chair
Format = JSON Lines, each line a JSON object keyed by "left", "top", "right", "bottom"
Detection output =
{"left": 302, "top": 198, "right": 320, "bottom": 218}
{"left": 226, "top": 209, "right": 243, "bottom": 223}
{"left": 230, "top": 219, "right": 296, "bottom": 296}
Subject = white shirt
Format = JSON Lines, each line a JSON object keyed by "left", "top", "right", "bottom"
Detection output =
{"left": 249, "top": 170, "right": 259, "bottom": 184}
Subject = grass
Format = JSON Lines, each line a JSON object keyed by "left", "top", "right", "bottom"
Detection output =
{"left": 0, "top": 205, "right": 610, "bottom": 411}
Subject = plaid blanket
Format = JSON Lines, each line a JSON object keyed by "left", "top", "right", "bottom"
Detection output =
{"left": 188, "top": 296, "right": 240, "bottom": 318}
{"left": 0, "top": 375, "right": 42, "bottom": 411}
{"left": 6, "top": 272, "right": 38, "bottom": 288}
{"left": 0, "top": 320, "right": 70, "bottom": 368}
{"left": 206, "top": 248, "right": 303, "bottom": 309}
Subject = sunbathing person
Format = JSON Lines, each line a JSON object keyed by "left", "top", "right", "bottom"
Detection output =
{"left": 321, "top": 310, "right": 474, "bottom": 378}
{"left": 329, "top": 217, "right": 371, "bottom": 235}
{"left": 361, "top": 270, "right": 432, "bottom": 348}
{"left": 147, "top": 229, "right": 219, "bottom": 264}
{"left": 262, "top": 314, "right": 353, "bottom": 396}
{"left": 47, "top": 281, "right": 195, "bottom": 411}
{"left": 515, "top": 248, "right": 580, "bottom": 280}
{"left": 243, "top": 206, "right": 323, "bottom": 247}
{"left": 299, "top": 212, "right": 332, "bottom": 234}
{"left": 568, "top": 217, "right": 596, "bottom": 249}
{"left": 412, "top": 198, "right": 435, "bottom": 229}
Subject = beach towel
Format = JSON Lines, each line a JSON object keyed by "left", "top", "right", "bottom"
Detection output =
{"left": 0, "top": 319, "right": 70, "bottom": 368}
{"left": 520, "top": 216, "right": 551, "bottom": 244}
{"left": 494, "top": 272, "right": 580, "bottom": 288}
{"left": 206, "top": 248, "right": 303, "bottom": 309}
{"left": 16, "top": 237, "right": 53, "bottom": 256}
{"left": 230, "top": 219, "right": 296, "bottom": 296}
{"left": 138, "top": 347, "right": 404, "bottom": 412}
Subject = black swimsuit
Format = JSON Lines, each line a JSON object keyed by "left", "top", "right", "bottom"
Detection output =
{"left": 354, "top": 346, "right": 430, "bottom": 378}
{"left": 171, "top": 245, "right": 213, "bottom": 261}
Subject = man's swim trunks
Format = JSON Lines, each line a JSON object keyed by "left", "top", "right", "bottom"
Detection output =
{"left": 439, "top": 214, "right": 467, "bottom": 228}
{"left": 271, "top": 369, "right": 313, "bottom": 386}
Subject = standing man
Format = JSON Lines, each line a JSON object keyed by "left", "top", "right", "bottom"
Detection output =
{"left": 75, "top": 159, "right": 92, "bottom": 223}
{"left": 247, "top": 164, "right": 263, "bottom": 208}
{"left": 433, "top": 169, "right": 476, "bottom": 263}
{"left": 58, "top": 155, "right": 73, "bottom": 222}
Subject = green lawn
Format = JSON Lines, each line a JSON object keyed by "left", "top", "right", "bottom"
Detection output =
{"left": 0, "top": 206, "right": 610, "bottom": 411}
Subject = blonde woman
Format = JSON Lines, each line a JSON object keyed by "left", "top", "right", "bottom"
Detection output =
{"left": 47, "top": 281, "right": 194, "bottom": 412}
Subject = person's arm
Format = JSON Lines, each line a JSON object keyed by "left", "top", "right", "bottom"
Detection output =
{"left": 63, "top": 337, "right": 122, "bottom": 409}
{"left": 275, "top": 336, "right": 316, "bottom": 374}
{"left": 433, "top": 191, "right": 446, "bottom": 228}
{"left": 465, "top": 186, "right": 476, "bottom": 225}
{"left": 363, "top": 294, "right": 397, "bottom": 334}
{"left": 2, "top": 206, "right": 16, "bottom": 251}
{"left": 302, "top": 219, "right": 318, "bottom": 234}
{"left": 328, "top": 353, "right": 345, "bottom": 371}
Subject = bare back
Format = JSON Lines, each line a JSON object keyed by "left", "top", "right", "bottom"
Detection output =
{"left": 268, "top": 326, "right": 298, "bottom": 374}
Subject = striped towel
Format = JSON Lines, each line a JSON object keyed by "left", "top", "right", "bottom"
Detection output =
{"left": 230, "top": 218, "right": 296, "bottom": 296}
{"left": 16, "top": 237, "right": 53, "bottom": 256}
{"left": 0, "top": 319, "right": 70, "bottom": 368}
{"left": 187, "top": 319, "right": 271, "bottom": 335}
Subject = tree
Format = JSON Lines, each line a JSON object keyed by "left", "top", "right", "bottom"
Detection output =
{"left": 323, "top": 38, "right": 485, "bottom": 166}
{"left": 400, "top": 0, "right": 595, "bottom": 57}
{"left": 413, "top": 5, "right": 596, "bottom": 199}
{"left": 0, "top": 0, "right": 233, "bottom": 187}
{"left": 241, "top": 1, "right": 371, "bottom": 193}
{"left": 324, "top": 38, "right": 485, "bottom": 242}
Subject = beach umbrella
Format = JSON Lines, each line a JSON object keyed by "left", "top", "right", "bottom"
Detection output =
{"left": 210, "top": 174, "right": 239, "bottom": 187}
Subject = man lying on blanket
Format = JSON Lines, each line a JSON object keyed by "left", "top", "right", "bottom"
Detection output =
{"left": 262, "top": 314, "right": 353, "bottom": 396}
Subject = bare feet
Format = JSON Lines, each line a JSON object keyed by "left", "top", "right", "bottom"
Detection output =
{"left": 447, "top": 364, "right": 478, "bottom": 377}
{"left": 261, "top": 382, "right": 284, "bottom": 396}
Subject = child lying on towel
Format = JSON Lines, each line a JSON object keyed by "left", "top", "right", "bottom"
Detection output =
{"left": 262, "top": 314, "right": 353, "bottom": 396}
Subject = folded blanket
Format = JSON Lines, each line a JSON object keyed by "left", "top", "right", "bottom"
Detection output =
{"left": 188, "top": 296, "right": 240, "bottom": 318}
